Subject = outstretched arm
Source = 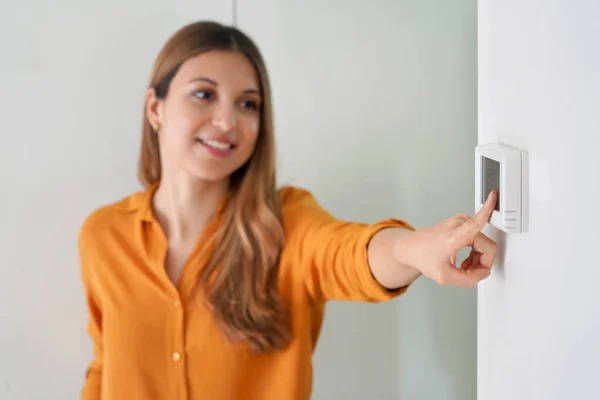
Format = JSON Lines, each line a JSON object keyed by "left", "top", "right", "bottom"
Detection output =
{"left": 368, "top": 190, "right": 498, "bottom": 289}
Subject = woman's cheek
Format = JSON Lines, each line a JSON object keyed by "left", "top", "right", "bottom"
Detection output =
{"left": 247, "top": 117, "right": 260, "bottom": 138}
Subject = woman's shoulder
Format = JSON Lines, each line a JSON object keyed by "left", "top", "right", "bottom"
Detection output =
{"left": 278, "top": 185, "right": 314, "bottom": 205}
{"left": 79, "top": 189, "right": 147, "bottom": 243}
{"left": 277, "top": 185, "right": 334, "bottom": 229}
{"left": 278, "top": 185, "right": 324, "bottom": 214}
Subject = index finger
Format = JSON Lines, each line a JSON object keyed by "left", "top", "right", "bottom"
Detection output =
{"left": 455, "top": 190, "right": 497, "bottom": 240}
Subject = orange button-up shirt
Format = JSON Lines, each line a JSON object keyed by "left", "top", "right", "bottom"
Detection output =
{"left": 78, "top": 184, "right": 412, "bottom": 400}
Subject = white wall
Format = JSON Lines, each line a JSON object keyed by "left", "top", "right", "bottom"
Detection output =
{"left": 0, "top": 1, "right": 478, "bottom": 399}
{"left": 238, "top": 1, "right": 478, "bottom": 399}
{"left": 478, "top": 1, "right": 600, "bottom": 399}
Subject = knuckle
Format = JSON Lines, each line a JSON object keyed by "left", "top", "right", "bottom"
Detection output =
{"left": 464, "top": 277, "right": 477, "bottom": 288}
{"left": 436, "top": 270, "right": 450, "bottom": 286}
{"left": 460, "top": 280, "right": 474, "bottom": 289}
{"left": 454, "top": 213, "right": 469, "bottom": 222}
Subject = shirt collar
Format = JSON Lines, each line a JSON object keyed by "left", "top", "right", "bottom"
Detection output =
{"left": 137, "top": 182, "right": 160, "bottom": 222}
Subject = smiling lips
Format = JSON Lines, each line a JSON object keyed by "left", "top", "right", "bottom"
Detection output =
{"left": 196, "top": 137, "right": 235, "bottom": 158}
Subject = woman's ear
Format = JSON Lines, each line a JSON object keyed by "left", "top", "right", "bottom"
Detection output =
{"left": 145, "top": 87, "right": 162, "bottom": 133}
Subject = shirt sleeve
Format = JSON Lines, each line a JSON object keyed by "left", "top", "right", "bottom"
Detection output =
{"left": 79, "top": 225, "right": 103, "bottom": 400}
{"left": 281, "top": 186, "right": 416, "bottom": 303}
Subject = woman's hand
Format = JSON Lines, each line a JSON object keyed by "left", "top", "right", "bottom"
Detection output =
{"left": 397, "top": 191, "right": 498, "bottom": 288}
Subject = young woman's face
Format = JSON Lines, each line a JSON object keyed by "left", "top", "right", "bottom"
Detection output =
{"left": 147, "top": 50, "right": 262, "bottom": 182}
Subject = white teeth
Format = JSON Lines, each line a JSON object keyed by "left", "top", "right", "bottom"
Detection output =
{"left": 200, "top": 139, "right": 233, "bottom": 150}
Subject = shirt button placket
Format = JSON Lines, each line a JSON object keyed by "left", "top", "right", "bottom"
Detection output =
{"left": 172, "top": 294, "right": 187, "bottom": 400}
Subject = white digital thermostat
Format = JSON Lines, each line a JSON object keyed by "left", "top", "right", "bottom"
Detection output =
{"left": 475, "top": 143, "right": 529, "bottom": 233}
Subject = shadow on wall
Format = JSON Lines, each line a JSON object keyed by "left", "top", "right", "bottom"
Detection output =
{"left": 491, "top": 229, "right": 507, "bottom": 281}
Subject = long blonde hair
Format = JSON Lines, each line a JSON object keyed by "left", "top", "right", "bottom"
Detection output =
{"left": 138, "top": 21, "right": 289, "bottom": 353}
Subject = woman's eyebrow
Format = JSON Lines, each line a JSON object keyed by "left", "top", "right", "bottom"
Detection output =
{"left": 188, "top": 77, "right": 217, "bottom": 85}
{"left": 188, "top": 77, "right": 259, "bottom": 94}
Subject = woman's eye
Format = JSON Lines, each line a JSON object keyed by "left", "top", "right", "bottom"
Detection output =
{"left": 241, "top": 99, "right": 259, "bottom": 111}
{"left": 192, "top": 90, "right": 212, "bottom": 100}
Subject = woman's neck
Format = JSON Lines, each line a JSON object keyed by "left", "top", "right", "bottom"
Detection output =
{"left": 151, "top": 174, "right": 229, "bottom": 242}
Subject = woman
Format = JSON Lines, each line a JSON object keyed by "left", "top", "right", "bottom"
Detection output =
{"left": 78, "top": 21, "right": 497, "bottom": 400}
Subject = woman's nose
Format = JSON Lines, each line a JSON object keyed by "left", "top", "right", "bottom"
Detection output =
{"left": 211, "top": 103, "right": 237, "bottom": 132}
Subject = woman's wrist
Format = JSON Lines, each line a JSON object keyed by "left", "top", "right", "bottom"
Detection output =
{"left": 392, "top": 230, "right": 421, "bottom": 274}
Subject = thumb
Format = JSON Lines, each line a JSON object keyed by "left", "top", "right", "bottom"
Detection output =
{"left": 440, "top": 265, "right": 491, "bottom": 288}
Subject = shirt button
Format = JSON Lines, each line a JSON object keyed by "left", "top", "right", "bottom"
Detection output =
{"left": 173, "top": 299, "right": 181, "bottom": 308}
{"left": 172, "top": 352, "right": 182, "bottom": 362}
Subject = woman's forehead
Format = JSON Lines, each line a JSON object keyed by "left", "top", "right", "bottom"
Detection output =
{"left": 174, "top": 50, "right": 260, "bottom": 91}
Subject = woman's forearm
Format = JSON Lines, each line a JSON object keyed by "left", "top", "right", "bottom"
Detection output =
{"left": 367, "top": 227, "right": 422, "bottom": 289}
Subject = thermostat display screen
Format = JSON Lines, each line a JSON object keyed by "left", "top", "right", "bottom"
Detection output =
{"left": 481, "top": 156, "right": 500, "bottom": 211}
